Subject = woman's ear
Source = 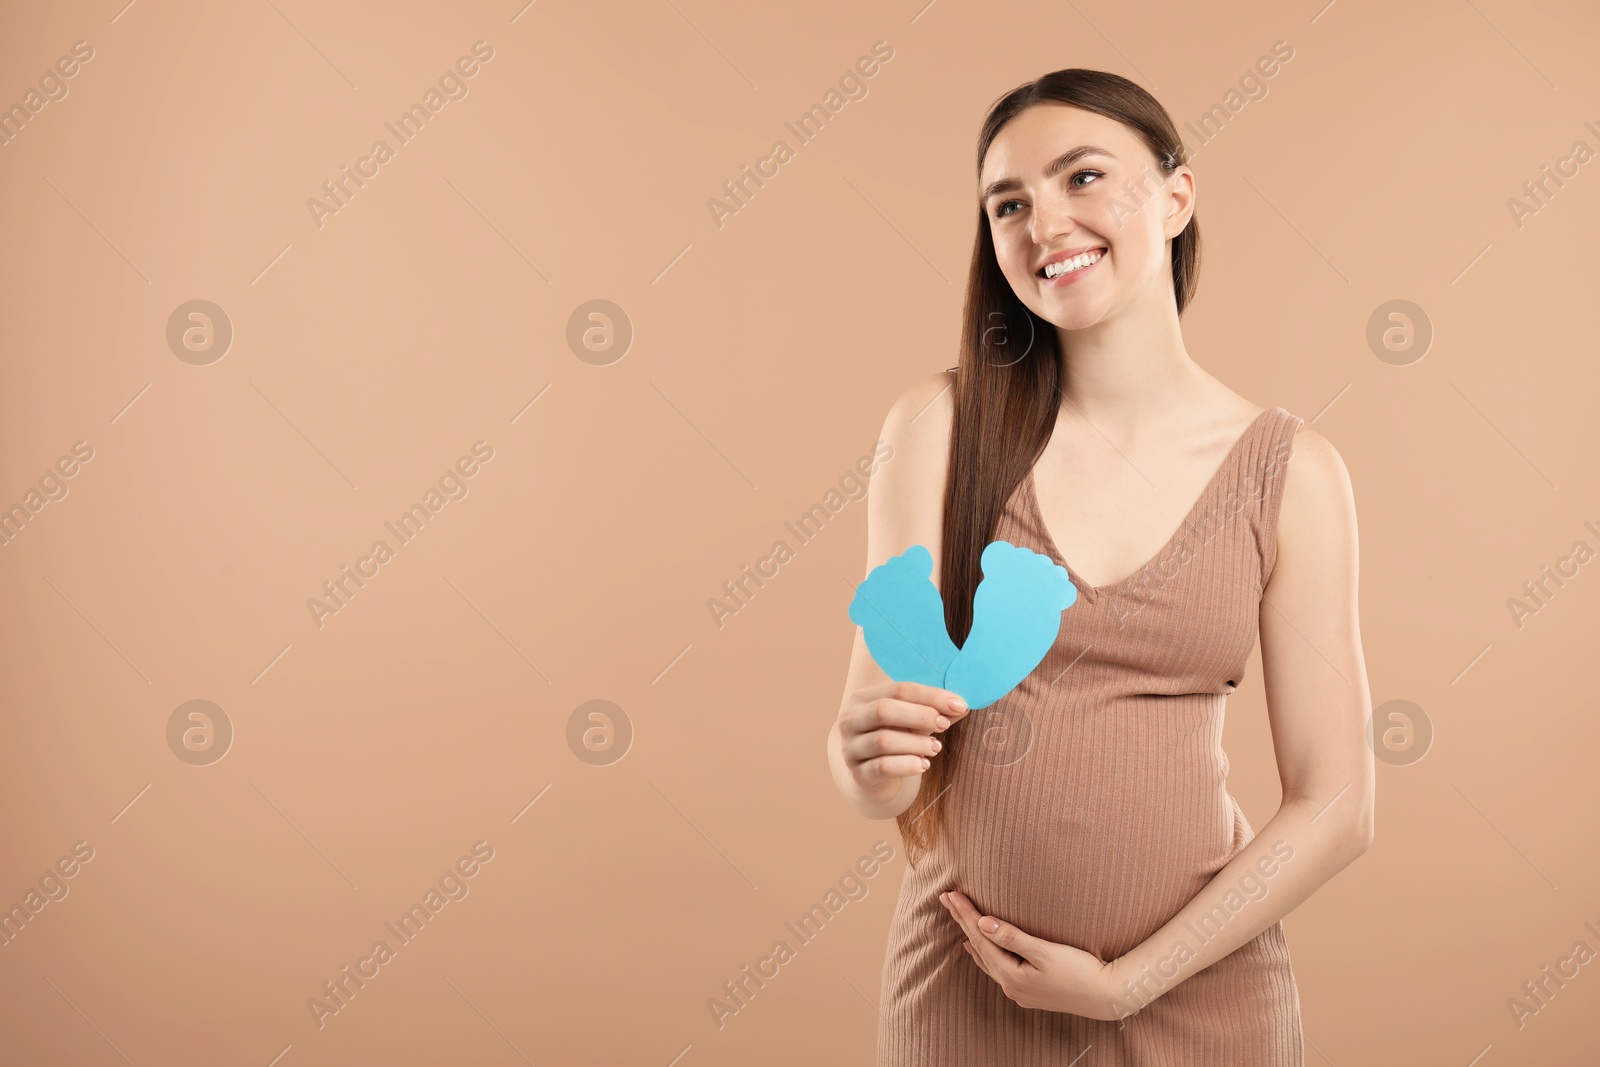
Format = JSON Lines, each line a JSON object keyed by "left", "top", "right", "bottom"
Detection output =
{"left": 1163, "top": 165, "right": 1196, "bottom": 240}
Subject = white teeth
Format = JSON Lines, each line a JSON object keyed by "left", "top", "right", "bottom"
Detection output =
{"left": 1043, "top": 250, "right": 1103, "bottom": 278}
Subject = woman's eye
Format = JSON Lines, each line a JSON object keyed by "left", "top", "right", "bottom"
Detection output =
{"left": 991, "top": 169, "right": 1105, "bottom": 219}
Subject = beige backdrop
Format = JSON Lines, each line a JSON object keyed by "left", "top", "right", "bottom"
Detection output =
{"left": 2, "top": 0, "right": 1598, "bottom": 1063}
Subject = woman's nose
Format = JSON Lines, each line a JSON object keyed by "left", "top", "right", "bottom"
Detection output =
{"left": 1029, "top": 190, "right": 1078, "bottom": 246}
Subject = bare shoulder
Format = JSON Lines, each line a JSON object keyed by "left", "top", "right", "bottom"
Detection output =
{"left": 1280, "top": 421, "right": 1354, "bottom": 518}
{"left": 865, "top": 369, "right": 957, "bottom": 581}
{"left": 884, "top": 368, "right": 957, "bottom": 444}
{"left": 1270, "top": 419, "right": 1359, "bottom": 588}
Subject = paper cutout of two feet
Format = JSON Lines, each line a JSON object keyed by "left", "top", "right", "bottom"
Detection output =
{"left": 847, "top": 540, "right": 1077, "bottom": 711}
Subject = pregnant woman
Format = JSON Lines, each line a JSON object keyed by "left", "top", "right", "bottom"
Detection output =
{"left": 826, "top": 69, "right": 1375, "bottom": 1065}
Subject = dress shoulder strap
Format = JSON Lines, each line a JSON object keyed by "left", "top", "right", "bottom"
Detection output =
{"left": 1256, "top": 407, "right": 1306, "bottom": 588}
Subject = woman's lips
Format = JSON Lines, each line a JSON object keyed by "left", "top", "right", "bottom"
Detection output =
{"left": 1039, "top": 249, "right": 1105, "bottom": 287}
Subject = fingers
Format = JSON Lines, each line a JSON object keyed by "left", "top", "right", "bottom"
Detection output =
{"left": 972, "top": 913, "right": 1040, "bottom": 965}
{"left": 941, "top": 891, "right": 982, "bottom": 958}
{"left": 941, "top": 892, "right": 981, "bottom": 962}
{"left": 844, "top": 682, "right": 971, "bottom": 787}
{"left": 851, "top": 681, "right": 969, "bottom": 738}
{"left": 854, "top": 751, "right": 932, "bottom": 785}
{"left": 946, "top": 897, "right": 1037, "bottom": 963}
{"left": 942, "top": 891, "right": 1020, "bottom": 980}
{"left": 847, "top": 720, "right": 944, "bottom": 785}
{"left": 846, "top": 722, "right": 944, "bottom": 767}
{"left": 940, "top": 895, "right": 979, "bottom": 953}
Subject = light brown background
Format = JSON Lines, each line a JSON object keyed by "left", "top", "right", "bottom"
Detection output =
{"left": 2, "top": 0, "right": 1597, "bottom": 1063}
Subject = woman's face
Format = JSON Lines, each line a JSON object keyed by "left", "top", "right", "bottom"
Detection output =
{"left": 978, "top": 103, "right": 1194, "bottom": 331}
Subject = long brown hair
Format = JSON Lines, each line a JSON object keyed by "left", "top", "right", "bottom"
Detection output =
{"left": 895, "top": 69, "right": 1202, "bottom": 868}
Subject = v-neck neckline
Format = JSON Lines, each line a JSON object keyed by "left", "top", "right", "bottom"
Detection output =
{"left": 1022, "top": 407, "right": 1275, "bottom": 600}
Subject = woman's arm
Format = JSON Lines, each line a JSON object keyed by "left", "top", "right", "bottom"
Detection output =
{"left": 1105, "top": 422, "right": 1376, "bottom": 1018}
{"left": 827, "top": 369, "right": 958, "bottom": 820}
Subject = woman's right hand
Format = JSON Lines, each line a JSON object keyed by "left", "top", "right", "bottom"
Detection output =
{"left": 834, "top": 681, "right": 970, "bottom": 805}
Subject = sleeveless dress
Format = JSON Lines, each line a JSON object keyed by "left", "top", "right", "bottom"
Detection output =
{"left": 877, "top": 405, "right": 1306, "bottom": 1066}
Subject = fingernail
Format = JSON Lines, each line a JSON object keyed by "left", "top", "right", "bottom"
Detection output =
{"left": 920, "top": 757, "right": 930, "bottom": 769}
{"left": 930, "top": 739, "right": 941, "bottom": 753}
{"left": 983, "top": 918, "right": 999, "bottom": 934}
{"left": 948, "top": 697, "right": 967, "bottom": 713}
{"left": 935, "top": 716, "right": 950, "bottom": 731}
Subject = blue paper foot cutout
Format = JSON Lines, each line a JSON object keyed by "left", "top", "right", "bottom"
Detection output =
{"left": 848, "top": 540, "right": 1077, "bottom": 710}
{"left": 944, "top": 541, "right": 1077, "bottom": 709}
{"left": 847, "top": 544, "right": 959, "bottom": 687}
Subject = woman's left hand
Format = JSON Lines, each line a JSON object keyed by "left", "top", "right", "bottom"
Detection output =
{"left": 940, "top": 889, "right": 1130, "bottom": 1021}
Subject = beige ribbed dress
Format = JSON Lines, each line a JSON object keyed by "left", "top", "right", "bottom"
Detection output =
{"left": 878, "top": 406, "right": 1305, "bottom": 1066}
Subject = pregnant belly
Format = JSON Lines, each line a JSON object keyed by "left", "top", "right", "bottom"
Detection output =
{"left": 941, "top": 737, "right": 1245, "bottom": 963}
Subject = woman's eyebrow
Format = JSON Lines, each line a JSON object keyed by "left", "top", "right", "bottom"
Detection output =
{"left": 980, "top": 145, "right": 1116, "bottom": 202}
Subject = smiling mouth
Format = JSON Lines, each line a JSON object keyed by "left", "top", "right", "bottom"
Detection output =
{"left": 1038, "top": 248, "right": 1106, "bottom": 280}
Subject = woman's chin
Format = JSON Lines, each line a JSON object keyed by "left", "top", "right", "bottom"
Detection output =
{"left": 1033, "top": 303, "right": 1110, "bottom": 333}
